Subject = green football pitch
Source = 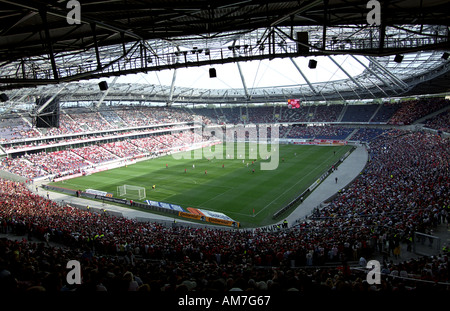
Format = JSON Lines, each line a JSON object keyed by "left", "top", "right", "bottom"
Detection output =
{"left": 51, "top": 143, "right": 352, "bottom": 227}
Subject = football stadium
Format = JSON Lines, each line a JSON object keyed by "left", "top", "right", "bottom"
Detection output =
{"left": 0, "top": 0, "right": 449, "bottom": 302}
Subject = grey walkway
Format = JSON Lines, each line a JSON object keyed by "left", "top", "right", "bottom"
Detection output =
{"left": 285, "top": 144, "right": 369, "bottom": 226}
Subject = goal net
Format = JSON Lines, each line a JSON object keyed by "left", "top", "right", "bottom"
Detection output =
{"left": 117, "top": 185, "right": 146, "bottom": 200}
{"left": 413, "top": 231, "right": 441, "bottom": 256}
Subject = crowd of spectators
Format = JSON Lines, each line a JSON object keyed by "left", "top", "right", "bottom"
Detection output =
{"left": 0, "top": 107, "right": 202, "bottom": 144}
{"left": 308, "top": 130, "right": 449, "bottom": 247}
{"left": 0, "top": 157, "right": 45, "bottom": 179}
{"left": 71, "top": 145, "right": 118, "bottom": 164}
{"left": 281, "top": 125, "right": 354, "bottom": 140}
{"left": 44, "top": 114, "right": 86, "bottom": 136}
{"left": 24, "top": 151, "right": 89, "bottom": 176}
{"left": 309, "top": 104, "right": 344, "bottom": 122}
{"left": 115, "top": 108, "right": 150, "bottom": 128}
{"left": 370, "top": 102, "right": 402, "bottom": 123}
{"left": 0, "top": 129, "right": 448, "bottom": 293}
{"left": 67, "top": 110, "right": 114, "bottom": 132}
{"left": 0, "top": 131, "right": 212, "bottom": 179}
{"left": 424, "top": 109, "right": 450, "bottom": 133}
{"left": 247, "top": 106, "right": 275, "bottom": 124}
{"left": 1, "top": 125, "right": 187, "bottom": 152}
{"left": 102, "top": 140, "right": 144, "bottom": 159}
{"left": 0, "top": 116, "right": 40, "bottom": 142}
{"left": 350, "top": 128, "right": 389, "bottom": 142}
{"left": 341, "top": 104, "right": 379, "bottom": 122}
{"left": 388, "top": 98, "right": 449, "bottom": 125}
{"left": 1, "top": 99, "right": 448, "bottom": 146}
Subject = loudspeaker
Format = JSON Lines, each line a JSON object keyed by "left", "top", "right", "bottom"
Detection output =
{"left": 0, "top": 93, "right": 8, "bottom": 102}
{"left": 308, "top": 59, "right": 317, "bottom": 69}
{"left": 35, "top": 96, "right": 60, "bottom": 128}
{"left": 98, "top": 81, "right": 108, "bottom": 91}
{"left": 394, "top": 54, "right": 403, "bottom": 63}
{"left": 296, "top": 32, "right": 309, "bottom": 54}
{"left": 209, "top": 68, "right": 217, "bottom": 78}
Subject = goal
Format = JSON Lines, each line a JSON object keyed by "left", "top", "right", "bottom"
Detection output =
{"left": 117, "top": 185, "right": 146, "bottom": 200}
{"left": 413, "top": 231, "right": 441, "bottom": 256}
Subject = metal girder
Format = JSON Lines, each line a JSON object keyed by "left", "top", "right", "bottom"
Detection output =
{"left": 328, "top": 55, "right": 364, "bottom": 90}
{"left": 350, "top": 55, "right": 398, "bottom": 96}
{"left": 270, "top": 0, "right": 324, "bottom": 27}
{"left": 232, "top": 42, "right": 250, "bottom": 100}
{"left": 36, "top": 83, "right": 67, "bottom": 115}
{"left": 91, "top": 23, "right": 102, "bottom": 70}
{"left": 279, "top": 42, "right": 318, "bottom": 95}
{"left": 0, "top": 11, "right": 38, "bottom": 36}
{"left": 0, "top": 0, "right": 144, "bottom": 41}
{"left": 329, "top": 55, "right": 381, "bottom": 99}
{"left": 366, "top": 56, "right": 409, "bottom": 91}
{"left": 289, "top": 57, "right": 318, "bottom": 95}
{"left": 168, "top": 69, "right": 178, "bottom": 104}
{"left": 1, "top": 22, "right": 449, "bottom": 91}
{"left": 39, "top": 9, "right": 58, "bottom": 80}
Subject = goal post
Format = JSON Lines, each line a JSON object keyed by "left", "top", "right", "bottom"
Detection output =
{"left": 117, "top": 184, "right": 146, "bottom": 200}
{"left": 413, "top": 231, "right": 441, "bottom": 256}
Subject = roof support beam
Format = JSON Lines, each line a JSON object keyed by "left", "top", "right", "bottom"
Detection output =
{"left": 0, "top": 0, "right": 143, "bottom": 41}
{"left": 350, "top": 55, "right": 397, "bottom": 94}
{"left": 90, "top": 23, "right": 102, "bottom": 70}
{"left": 168, "top": 69, "right": 177, "bottom": 104}
{"left": 289, "top": 57, "right": 318, "bottom": 95}
{"left": 235, "top": 60, "right": 249, "bottom": 99}
{"left": 270, "top": 0, "right": 323, "bottom": 27}
{"left": 280, "top": 40, "right": 317, "bottom": 94}
{"left": 366, "top": 56, "right": 409, "bottom": 90}
{"left": 168, "top": 46, "right": 181, "bottom": 104}
{"left": 39, "top": 9, "right": 58, "bottom": 80}
{"left": 233, "top": 42, "right": 249, "bottom": 99}
{"left": 379, "top": 0, "right": 388, "bottom": 52}
{"left": 322, "top": 0, "right": 328, "bottom": 50}
{"left": 328, "top": 55, "right": 364, "bottom": 90}
{"left": 332, "top": 84, "right": 346, "bottom": 103}
{"left": 0, "top": 11, "right": 38, "bottom": 36}
{"left": 328, "top": 55, "right": 376, "bottom": 98}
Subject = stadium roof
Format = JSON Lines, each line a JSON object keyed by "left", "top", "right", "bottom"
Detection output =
{"left": 0, "top": 0, "right": 449, "bottom": 106}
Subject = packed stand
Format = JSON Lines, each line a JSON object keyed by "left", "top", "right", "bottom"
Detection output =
{"left": 23, "top": 150, "right": 90, "bottom": 176}
{"left": 0, "top": 157, "right": 45, "bottom": 179}
{"left": 0, "top": 115, "right": 40, "bottom": 142}
{"left": 340, "top": 104, "right": 379, "bottom": 122}
{"left": 309, "top": 104, "right": 344, "bottom": 122}
{"left": 278, "top": 106, "right": 309, "bottom": 123}
{"left": 102, "top": 140, "right": 145, "bottom": 159}
{"left": 44, "top": 113, "right": 86, "bottom": 136}
{"left": 284, "top": 125, "right": 354, "bottom": 140}
{"left": 424, "top": 109, "right": 450, "bottom": 133}
{"left": 1, "top": 100, "right": 448, "bottom": 145}
{"left": 71, "top": 145, "right": 118, "bottom": 164}
{"left": 370, "top": 102, "right": 402, "bottom": 123}
{"left": 68, "top": 110, "right": 113, "bottom": 132}
{"left": 99, "top": 109, "right": 125, "bottom": 128}
{"left": 246, "top": 106, "right": 276, "bottom": 124}
{"left": 350, "top": 128, "right": 388, "bottom": 142}
{"left": 308, "top": 130, "right": 449, "bottom": 262}
{"left": 388, "top": 98, "right": 449, "bottom": 125}
{"left": 139, "top": 107, "right": 195, "bottom": 124}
